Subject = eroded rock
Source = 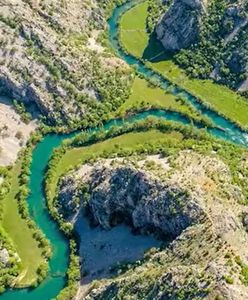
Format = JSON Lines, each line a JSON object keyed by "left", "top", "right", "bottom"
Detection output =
{"left": 156, "top": 0, "right": 206, "bottom": 51}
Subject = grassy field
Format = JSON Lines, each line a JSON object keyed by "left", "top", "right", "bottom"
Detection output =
{"left": 48, "top": 130, "right": 183, "bottom": 200}
{"left": 1, "top": 163, "right": 44, "bottom": 287}
{"left": 120, "top": 1, "right": 248, "bottom": 128}
{"left": 118, "top": 77, "right": 200, "bottom": 119}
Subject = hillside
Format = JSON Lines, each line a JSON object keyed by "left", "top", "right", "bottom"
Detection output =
{"left": 46, "top": 121, "right": 248, "bottom": 299}
{"left": 1, "top": 0, "right": 248, "bottom": 299}
{"left": 0, "top": 0, "right": 133, "bottom": 127}
{"left": 156, "top": 0, "right": 248, "bottom": 92}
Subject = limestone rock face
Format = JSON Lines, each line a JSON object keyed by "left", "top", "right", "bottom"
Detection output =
{"left": 0, "top": 0, "right": 131, "bottom": 124}
{"left": 58, "top": 160, "right": 206, "bottom": 239}
{"left": 156, "top": 0, "right": 206, "bottom": 51}
{"left": 84, "top": 166, "right": 205, "bottom": 238}
{"left": 59, "top": 175, "right": 79, "bottom": 217}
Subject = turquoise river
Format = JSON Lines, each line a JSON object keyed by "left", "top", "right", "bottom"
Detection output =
{"left": 1, "top": 1, "right": 248, "bottom": 299}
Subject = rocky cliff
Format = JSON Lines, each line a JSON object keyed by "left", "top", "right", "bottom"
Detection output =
{"left": 58, "top": 150, "right": 248, "bottom": 299}
{"left": 156, "top": 0, "right": 206, "bottom": 51}
{"left": 156, "top": 0, "right": 248, "bottom": 91}
{"left": 0, "top": 0, "right": 132, "bottom": 126}
{"left": 59, "top": 159, "right": 206, "bottom": 239}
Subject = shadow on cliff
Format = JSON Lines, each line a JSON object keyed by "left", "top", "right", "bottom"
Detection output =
{"left": 0, "top": 81, "right": 41, "bottom": 119}
{"left": 142, "top": 31, "right": 174, "bottom": 63}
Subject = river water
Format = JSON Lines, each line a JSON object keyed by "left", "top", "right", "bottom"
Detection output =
{"left": 1, "top": 1, "right": 248, "bottom": 299}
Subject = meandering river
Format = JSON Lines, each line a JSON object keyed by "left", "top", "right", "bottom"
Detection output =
{"left": 1, "top": 1, "right": 248, "bottom": 299}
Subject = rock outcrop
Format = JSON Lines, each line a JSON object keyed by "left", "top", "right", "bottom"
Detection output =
{"left": 0, "top": 0, "right": 132, "bottom": 125}
{"left": 0, "top": 248, "right": 9, "bottom": 265}
{"left": 58, "top": 150, "right": 248, "bottom": 299}
{"left": 157, "top": 0, "right": 248, "bottom": 90}
{"left": 156, "top": 0, "right": 206, "bottom": 51}
{"left": 60, "top": 162, "right": 205, "bottom": 238}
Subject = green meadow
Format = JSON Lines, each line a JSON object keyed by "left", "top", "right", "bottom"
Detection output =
{"left": 1, "top": 163, "right": 44, "bottom": 287}
{"left": 118, "top": 77, "right": 202, "bottom": 121}
{"left": 47, "top": 130, "right": 183, "bottom": 200}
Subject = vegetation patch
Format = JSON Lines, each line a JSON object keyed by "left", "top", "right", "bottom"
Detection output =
{"left": 119, "top": 1, "right": 248, "bottom": 129}
{"left": 118, "top": 76, "right": 209, "bottom": 125}
{"left": 0, "top": 133, "right": 51, "bottom": 288}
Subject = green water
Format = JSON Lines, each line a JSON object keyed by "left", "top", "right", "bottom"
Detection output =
{"left": 1, "top": 1, "right": 248, "bottom": 299}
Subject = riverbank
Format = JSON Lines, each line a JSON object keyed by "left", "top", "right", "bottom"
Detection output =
{"left": 1, "top": 0, "right": 248, "bottom": 299}
{"left": 119, "top": 1, "right": 248, "bottom": 130}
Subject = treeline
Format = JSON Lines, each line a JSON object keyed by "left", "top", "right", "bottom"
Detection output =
{"left": 0, "top": 226, "right": 20, "bottom": 293}
{"left": 146, "top": 0, "right": 168, "bottom": 33}
{"left": 0, "top": 167, "right": 11, "bottom": 219}
{"left": 56, "top": 240, "right": 80, "bottom": 300}
{"left": 0, "top": 168, "right": 20, "bottom": 292}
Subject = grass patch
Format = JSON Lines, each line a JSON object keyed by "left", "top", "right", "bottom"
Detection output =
{"left": 1, "top": 163, "right": 45, "bottom": 287}
{"left": 118, "top": 77, "right": 200, "bottom": 119}
{"left": 48, "top": 130, "right": 182, "bottom": 200}
{"left": 119, "top": 1, "right": 149, "bottom": 58}
{"left": 119, "top": 1, "right": 248, "bottom": 128}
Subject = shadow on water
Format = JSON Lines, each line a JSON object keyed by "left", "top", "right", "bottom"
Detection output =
{"left": 142, "top": 31, "right": 174, "bottom": 63}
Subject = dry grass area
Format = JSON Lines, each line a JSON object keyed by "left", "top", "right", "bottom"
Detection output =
{"left": 0, "top": 96, "right": 37, "bottom": 166}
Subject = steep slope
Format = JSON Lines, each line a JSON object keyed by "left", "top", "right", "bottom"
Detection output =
{"left": 0, "top": 0, "right": 133, "bottom": 126}
{"left": 57, "top": 147, "right": 248, "bottom": 299}
{"left": 156, "top": 0, "right": 206, "bottom": 51}
{"left": 156, "top": 0, "right": 248, "bottom": 92}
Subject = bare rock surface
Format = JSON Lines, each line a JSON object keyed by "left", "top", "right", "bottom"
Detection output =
{"left": 0, "top": 248, "right": 9, "bottom": 265}
{"left": 156, "top": 0, "right": 206, "bottom": 51}
{"left": 58, "top": 151, "right": 248, "bottom": 299}
{"left": 0, "top": 95, "right": 37, "bottom": 166}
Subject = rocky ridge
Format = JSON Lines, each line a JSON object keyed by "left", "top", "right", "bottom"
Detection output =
{"left": 0, "top": 0, "right": 132, "bottom": 125}
{"left": 58, "top": 151, "right": 248, "bottom": 299}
